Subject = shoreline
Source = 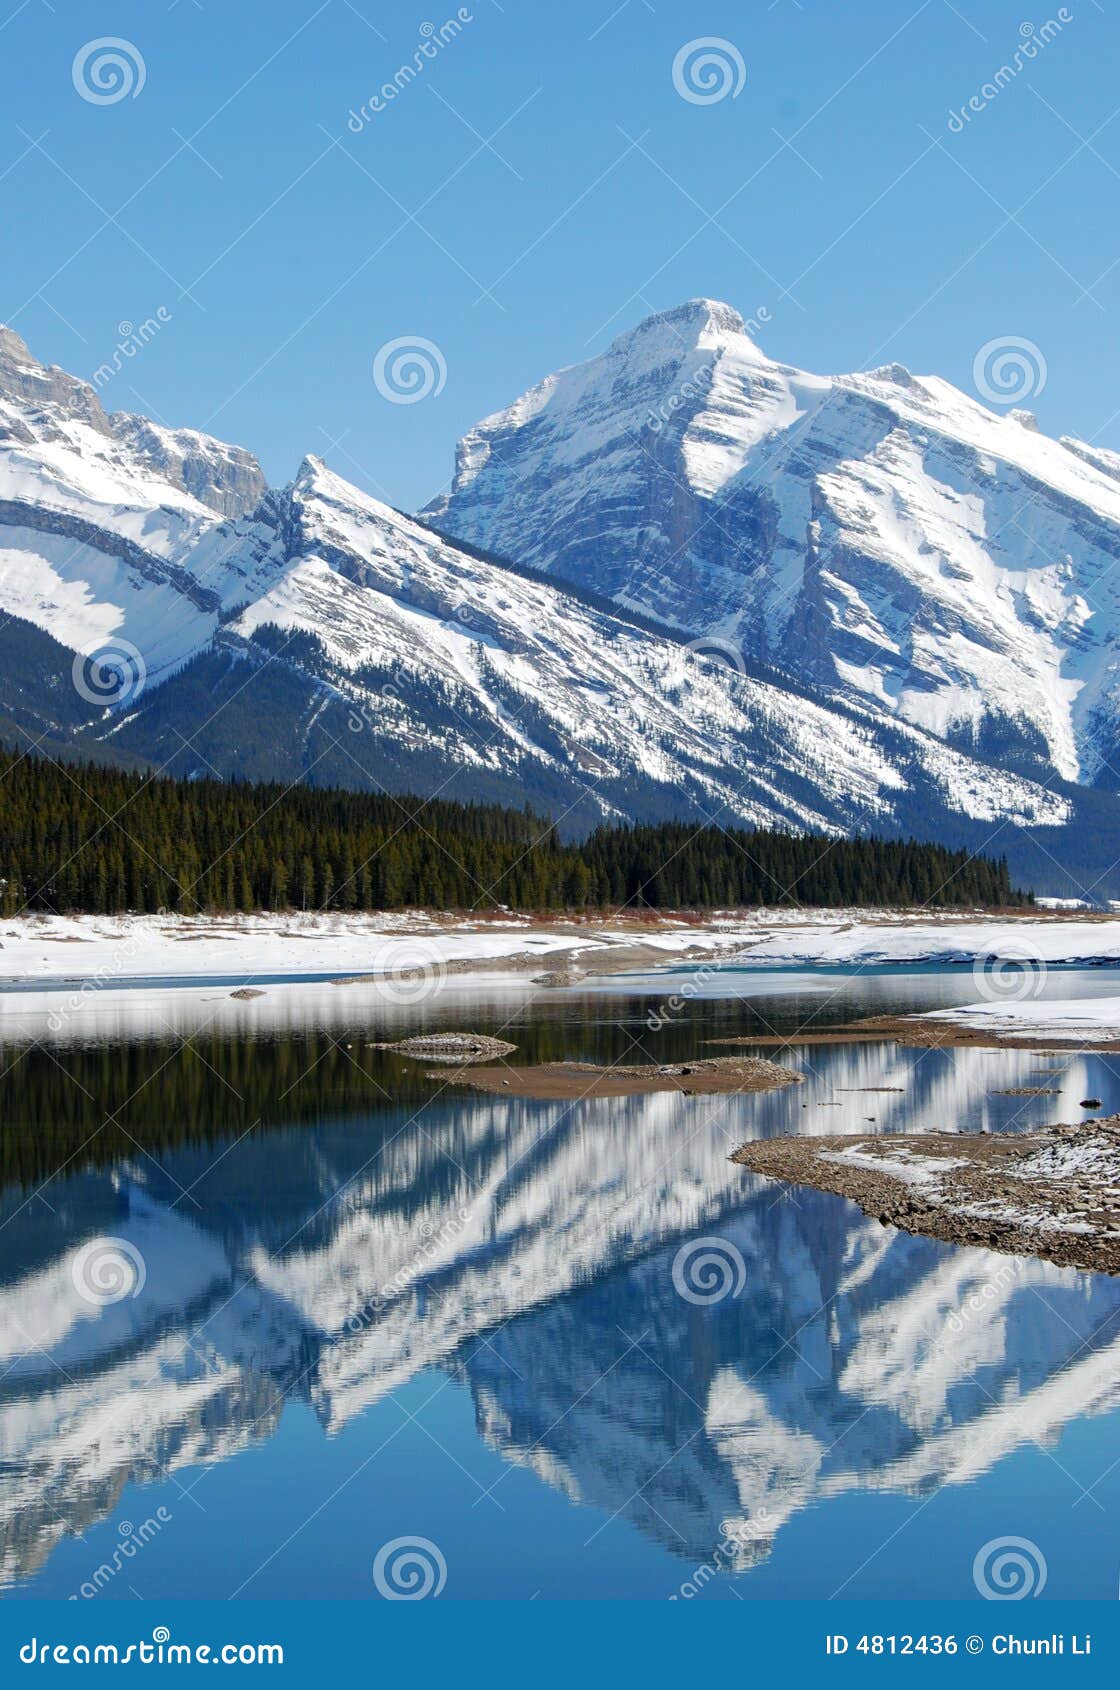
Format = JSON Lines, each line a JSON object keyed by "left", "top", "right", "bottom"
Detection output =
{"left": 5, "top": 907, "right": 1120, "bottom": 1000}
{"left": 732, "top": 1120, "right": 1120, "bottom": 1276}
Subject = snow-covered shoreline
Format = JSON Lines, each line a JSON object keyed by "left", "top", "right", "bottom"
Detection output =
{"left": 2, "top": 908, "right": 1120, "bottom": 996}
{"left": 914, "top": 995, "right": 1120, "bottom": 1044}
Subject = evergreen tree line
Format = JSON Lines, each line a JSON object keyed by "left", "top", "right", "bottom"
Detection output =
{"left": 0, "top": 745, "right": 1026, "bottom": 916}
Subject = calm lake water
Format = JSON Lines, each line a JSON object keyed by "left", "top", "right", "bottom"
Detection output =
{"left": 2, "top": 964, "right": 1120, "bottom": 1601}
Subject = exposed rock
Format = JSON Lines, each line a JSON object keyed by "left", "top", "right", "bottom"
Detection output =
{"left": 733, "top": 1116, "right": 1120, "bottom": 1275}
{"left": 374, "top": 1032, "right": 517, "bottom": 1064}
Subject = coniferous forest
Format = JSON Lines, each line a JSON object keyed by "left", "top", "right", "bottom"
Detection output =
{"left": 0, "top": 745, "right": 1026, "bottom": 916}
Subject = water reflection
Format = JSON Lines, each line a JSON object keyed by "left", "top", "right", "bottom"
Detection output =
{"left": 1, "top": 988, "right": 1120, "bottom": 1593}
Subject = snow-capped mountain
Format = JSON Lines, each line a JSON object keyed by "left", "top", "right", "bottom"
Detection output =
{"left": 427, "top": 298, "right": 1120, "bottom": 793}
{"left": 0, "top": 320, "right": 1108, "bottom": 879}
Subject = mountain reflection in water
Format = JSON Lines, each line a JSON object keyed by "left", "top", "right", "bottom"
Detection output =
{"left": 1, "top": 976, "right": 1119, "bottom": 1598}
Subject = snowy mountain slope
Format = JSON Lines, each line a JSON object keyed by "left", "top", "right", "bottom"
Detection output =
{"left": 199, "top": 455, "right": 1071, "bottom": 835}
{"left": 0, "top": 324, "right": 276, "bottom": 687}
{"left": 0, "top": 320, "right": 1098, "bottom": 863}
{"left": 426, "top": 299, "right": 1120, "bottom": 790}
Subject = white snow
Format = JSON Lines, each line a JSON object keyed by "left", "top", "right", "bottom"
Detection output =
{"left": 428, "top": 297, "right": 1120, "bottom": 792}
{"left": 919, "top": 993, "right": 1120, "bottom": 1042}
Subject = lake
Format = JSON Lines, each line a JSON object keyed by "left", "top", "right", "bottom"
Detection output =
{"left": 2, "top": 963, "right": 1119, "bottom": 1601}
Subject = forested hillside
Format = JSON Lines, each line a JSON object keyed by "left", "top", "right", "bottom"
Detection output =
{"left": 0, "top": 747, "right": 1026, "bottom": 916}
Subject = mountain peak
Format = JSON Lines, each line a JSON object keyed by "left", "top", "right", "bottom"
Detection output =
{"left": 617, "top": 297, "right": 747, "bottom": 343}
{"left": 0, "top": 323, "right": 34, "bottom": 366}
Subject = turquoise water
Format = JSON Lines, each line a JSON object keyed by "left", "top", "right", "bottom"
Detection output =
{"left": 2, "top": 966, "right": 1119, "bottom": 1601}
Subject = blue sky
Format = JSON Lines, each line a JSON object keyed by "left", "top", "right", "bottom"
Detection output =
{"left": 3, "top": 0, "right": 1116, "bottom": 509}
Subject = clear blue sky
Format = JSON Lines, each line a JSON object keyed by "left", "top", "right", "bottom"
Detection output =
{"left": 3, "top": 0, "right": 1116, "bottom": 511}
